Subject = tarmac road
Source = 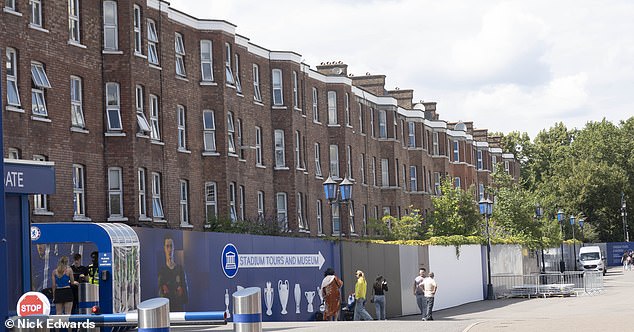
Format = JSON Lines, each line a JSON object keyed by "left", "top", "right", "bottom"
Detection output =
{"left": 170, "top": 267, "right": 632, "bottom": 332}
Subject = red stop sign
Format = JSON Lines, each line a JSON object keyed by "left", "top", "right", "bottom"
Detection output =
{"left": 16, "top": 292, "right": 50, "bottom": 316}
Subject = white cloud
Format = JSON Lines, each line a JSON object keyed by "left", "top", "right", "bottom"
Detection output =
{"left": 168, "top": 0, "right": 634, "bottom": 138}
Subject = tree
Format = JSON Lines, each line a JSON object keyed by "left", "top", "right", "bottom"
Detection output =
{"left": 428, "top": 178, "right": 480, "bottom": 237}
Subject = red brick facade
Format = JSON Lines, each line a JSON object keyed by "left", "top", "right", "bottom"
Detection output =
{"left": 1, "top": 0, "right": 519, "bottom": 235}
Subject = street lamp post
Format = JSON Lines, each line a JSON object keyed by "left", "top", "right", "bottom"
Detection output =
{"left": 535, "top": 204, "right": 545, "bottom": 274}
{"left": 570, "top": 215, "right": 577, "bottom": 271}
{"left": 323, "top": 175, "right": 353, "bottom": 317}
{"left": 622, "top": 193, "right": 629, "bottom": 242}
{"left": 557, "top": 209, "right": 566, "bottom": 273}
{"left": 579, "top": 218, "right": 584, "bottom": 247}
{"left": 479, "top": 198, "right": 494, "bottom": 300}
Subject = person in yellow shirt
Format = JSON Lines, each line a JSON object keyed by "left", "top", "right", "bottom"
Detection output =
{"left": 353, "top": 270, "right": 373, "bottom": 320}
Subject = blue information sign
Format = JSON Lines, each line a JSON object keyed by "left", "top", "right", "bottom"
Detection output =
{"left": 4, "top": 161, "right": 55, "bottom": 194}
{"left": 221, "top": 243, "right": 239, "bottom": 278}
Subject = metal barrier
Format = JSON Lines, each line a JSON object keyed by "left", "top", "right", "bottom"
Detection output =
{"left": 78, "top": 283, "right": 99, "bottom": 314}
{"left": 491, "top": 271, "right": 604, "bottom": 299}
{"left": 137, "top": 298, "right": 170, "bottom": 332}
{"left": 232, "top": 287, "right": 262, "bottom": 332}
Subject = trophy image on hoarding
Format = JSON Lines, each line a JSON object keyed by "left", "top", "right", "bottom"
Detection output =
{"left": 278, "top": 280, "right": 289, "bottom": 314}
{"left": 305, "top": 291, "right": 315, "bottom": 312}
{"left": 294, "top": 283, "right": 301, "bottom": 313}
{"left": 264, "top": 281, "right": 274, "bottom": 316}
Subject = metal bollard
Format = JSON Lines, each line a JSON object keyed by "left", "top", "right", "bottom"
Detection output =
{"left": 137, "top": 298, "right": 170, "bottom": 332}
{"left": 78, "top": 283, "right": 99, "bottom": 314}
{"left": 9, "top": 315, "right": 49, "bottom": 331}
{"left": 232, "top": 287, "right": 262, "bottom": 332}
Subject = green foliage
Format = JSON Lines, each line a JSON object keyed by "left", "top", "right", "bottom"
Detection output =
{"left": 204, "top": 215, "right": 284, "bottom": 236}
{"left": 428, "top": 178, "right": 480, "bottom": 237}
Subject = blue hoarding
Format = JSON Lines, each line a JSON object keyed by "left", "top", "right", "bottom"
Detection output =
{"left": 135, "top": 228, "right": 338, "bottom": 321}
{"left": 4, "top": 161, "right": 55, "bottom": 194}
{"left": 606, "top": 242, "right": 634, "bottom": 266}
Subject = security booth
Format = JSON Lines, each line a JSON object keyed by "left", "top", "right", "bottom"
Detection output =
{"left": 0, "top": 159, "right": 55, "bottom": 329}
{"left": 30, "top": 222, "right": 141, "bottom": 315}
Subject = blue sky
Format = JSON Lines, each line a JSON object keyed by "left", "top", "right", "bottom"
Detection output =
{"left": 169, "top": 0, "right": 634, "bottom": 139}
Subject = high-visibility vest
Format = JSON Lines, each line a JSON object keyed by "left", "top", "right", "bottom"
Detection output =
{"left": 87, "top": 264, "right": 99, "bottom": 285}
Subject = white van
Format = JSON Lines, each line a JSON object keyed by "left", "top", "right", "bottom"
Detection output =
{"left": 578, "top": 246, "right": 606, "bottom": 275}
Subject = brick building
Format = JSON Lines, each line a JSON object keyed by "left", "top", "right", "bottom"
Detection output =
{"left": 1, "top": 0, "right": 519, "bottom": 236}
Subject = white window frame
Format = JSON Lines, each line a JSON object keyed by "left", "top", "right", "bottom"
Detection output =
{"left": 292, "top": 71, "right": 299, "bottom": 108}
{"left": 314, "top": 143, "right": 322, "bottom": 177}
{"left": 344, "top": 93, "right": 350, "bottom": 126}
{"left": 229, "top": 182, "right": 237, "bottom": 222}
{"left": 138, "top": 168, "right": 147, "bottom": 219}
{"left": 295, "top": 131, "right": 301, "bottom": 169}
{"left": 492, "top": 155, "right": 498, "bottom": 172}
{"left": 152, "top": 172, "right": 164, "bottom": 219}
{"left": 272, "top": 69, "right": 283, "bottom": 106}
{"left": 105, "top": 82, "right": 122, "bottom": 131}
{"left": 505, "top": 160, "right": 510, "bottom": 173}
{"left": 358, "top": 102, "right": 364, "bottom": 133}
{"left": 253, "top": 64, "right": 262, "bottom": 101}
{"left": 224, "top": 43, "right": 235, "bottom": 85}
{"left": 370, "top": 108, "right": 375, "bottom": 137}
{"left": 312, "top": 87, "right": 319, "bottom": 122}
{"left": 274, "top": 129, "right": 286, "bottom": 168}
{"left": 33, "top": 155, "right": 49, "bottom": 213}
{"left": 453, "top": 140, "right": 460, "bottom": 162}
{"left": 432, "top": 132, "right": 439, "bottom": 155}
{"left": 331, "top": 204, "right": 340, "bottom": 235}
{"left": 147, "top": 19, "right": 159, "bottom": 65}
{"left": 360, "top": 154, "right": 366, "bottom": 184}
{"left": 378, "top": 110, "right": 387, "bottom": 138}
{"left": 133, "top": 5, "right": 142, "bottom": 54}
{"left": 329, "top": 144, "right": 339, "bottom": 178}
{"left": 180, "top": 180, "right": 189, "bottom": 225}
{"left": 255, "top": 126, "right": 263, "bottom": 166}
{"left": 203, "top": 110, "right": 216, "bottom": 152}
{"left": 371, "top": 157, "right": 377, "bottom": 186}
{"left": 362, "top": 204, "right": 368, "bottom": 236}
{"left": 349, "top": 201, "right": 356, "bottom": 234}
{"left": 381, "top": 158, "right": 389, "bottom": 187}
{"left": 70, "top": 76, "right": 85, "bottom": 128}
{"left": 103, "top": 1, "right": 118, "bottom": 51}
{"left": 30, "top": 0, "right": 42, "bottom": 27}
{"left": 455, "top": 177, "right": 461, "bottom": 189}
{"left": 234, "top": 53, "right": 242, "bottom": 93}
{"left": 276, "top": 193, "right": 288, "bottom": 230}
{"left": 177, "top": 105, "right": 186, "bottom": 150}
{"left": 150, "top": 94, "right": 160, "bottom": 140}
{"left": 68, "top": 0, "right": 80, "bottom": 43}
{"left": 477, "top": 150, "right": 483, "bottom": 170}
{"left": 6, "top": 0, "right": 16, "bottom": 11}
{"left": 6, "top": 48, "right": 21, "bottom": 106}
{"left": 297, "top": 192, "right": 306, "bottom": 230}
{"left": 73, "top": 164, "right": 86, "bottom": 218}
{"left": 479, "top": 183, "right": 485, "bottom": 201}
{"left": 31, "top": 62, "right": 51, "bottom": 117}
{"left": 200, "top": 40, "right": 213, "bottom": 82}
{"left": 108, "top": 167, "right": 123, "bottom": 218}
{"left": 205, "top": 182, "right": 217, "bottom": 223}
{"left": 316, "top": 200, "right": 323, "bottom": 235}
{"left": 175, "top": 32, "right": 186, "bottom": 77}
{"left": 136, "top": 85, "right": 151, "bottom": 134}
{"left": 410, "top": 166, "right": 417, "bottom": 192}
{"left": 434, "top": 172, "right": 441, "bottom": 196}
{"left": 408, "top": 122, "right": 416, "bottom": 147}
{"left": 346, "top": 145, "right": 352, "bottom": 178}
{"left": 227, "top": 112, "right": 236, "bottom": 154}
{"left": 327, "top": 91, "right": 337, "bottom": 125}
{"left": 257, "top": 191, "right": 265, "bottom": 221}
{"left": 237, "top": 118, "right": 244, "bottom": 159}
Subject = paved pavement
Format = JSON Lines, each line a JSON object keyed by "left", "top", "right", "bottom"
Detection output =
{"left": 170, "top": 267, "right": 633, "bottom": 332}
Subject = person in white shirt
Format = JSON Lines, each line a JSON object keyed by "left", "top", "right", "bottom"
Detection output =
{"left": 422, "top": 272, "right": 437, "bottom": 321}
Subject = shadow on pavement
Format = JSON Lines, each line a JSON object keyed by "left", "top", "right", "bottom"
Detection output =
{"left": 396, "top": 297, "right": 530, "bottom": 321}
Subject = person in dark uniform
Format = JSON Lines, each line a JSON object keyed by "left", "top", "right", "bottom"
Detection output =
{"left": 158, "top": 235, "right": 188, "bottom": 311}
{"left": 70, "top": 253, "right": 88, "bottom": 313}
